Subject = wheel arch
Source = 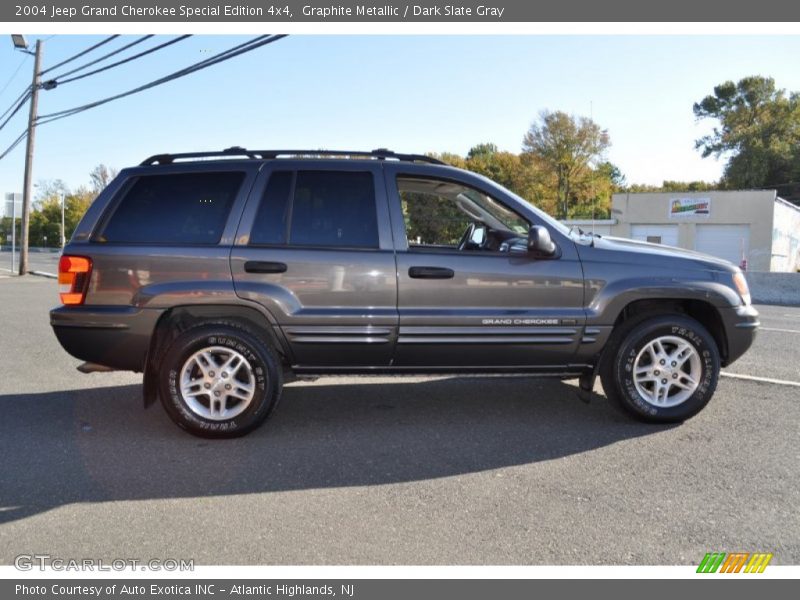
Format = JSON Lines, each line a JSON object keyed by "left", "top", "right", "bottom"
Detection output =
{"left": 142, "top": 304, "right": 291, "bottom": 408}
{"left": 610, "top": 298, "right": 728, "bottom": 365}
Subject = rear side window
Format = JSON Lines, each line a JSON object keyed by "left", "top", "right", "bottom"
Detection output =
{"left": 250, "top": 170, "right": 378, "bottom": 249}
{"left": 100, "top": 171, "right": 245, "bottom": 244}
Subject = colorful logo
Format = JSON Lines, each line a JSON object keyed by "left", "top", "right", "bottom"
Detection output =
{"left": 668, "top": 197, "right": 711, "bottom": 219}
{"left": 671, "top": 198, "right": 710, "bottom": 215}
{"left": 696, "top": 552, "right": 773, "bottom": 573}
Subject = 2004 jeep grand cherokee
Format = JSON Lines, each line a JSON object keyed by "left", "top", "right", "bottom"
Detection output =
{"left": 50, "top": 147, "right": 759, "bottom": 437}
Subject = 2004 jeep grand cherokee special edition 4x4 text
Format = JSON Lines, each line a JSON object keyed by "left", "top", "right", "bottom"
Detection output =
{"left": 50, "top": 147, "right": 759, "bottom": 437}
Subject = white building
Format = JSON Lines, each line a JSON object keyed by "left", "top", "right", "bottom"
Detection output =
{"left": 608, "top": 190, "right": 800, "bottom": 272}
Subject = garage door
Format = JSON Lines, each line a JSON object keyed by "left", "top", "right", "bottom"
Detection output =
{"left": 695, "top": 225, "right": 750, "bottom": 265}
{"left": 631, "top": 225, "right": 679, "bottom": 247}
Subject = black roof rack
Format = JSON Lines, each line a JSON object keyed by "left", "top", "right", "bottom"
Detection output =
{"left": 140, "top": 146, "right": 446, "bottom": 166}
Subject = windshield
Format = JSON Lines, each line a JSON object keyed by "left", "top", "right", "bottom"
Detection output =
{"left": 459, "top": 188, "right": 529, "bottom": 234}
{"left": 469, "top": 172, "right": 572, "bottom": 238}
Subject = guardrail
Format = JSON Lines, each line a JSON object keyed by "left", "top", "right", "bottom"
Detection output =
{"left": 746, "top": 272, "right": 800, "bottom": 306}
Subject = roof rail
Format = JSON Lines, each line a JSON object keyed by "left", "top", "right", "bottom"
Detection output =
{"left": 140, "top": 147, "right": 259, "bottom": 165}
{"left": 140, "top": 146, "right": 446, "bottom": 166}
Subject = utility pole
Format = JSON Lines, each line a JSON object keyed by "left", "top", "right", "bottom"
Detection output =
{"left": 18, "top": 39, "right": 42, "bottom": 276}
{"left": 11, "top": 195, "right": 16, "bottom": 273}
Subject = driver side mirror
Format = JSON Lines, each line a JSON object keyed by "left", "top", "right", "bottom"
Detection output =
{"left": 469, "top": 225, "right": 486, "bottom": 247}
{"left": 528, "top": 225, "right": 556, "bottom": 256}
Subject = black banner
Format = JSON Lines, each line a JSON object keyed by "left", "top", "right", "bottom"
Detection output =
{"left": 3, "top": 579, "right": 798, "bottom": 599}
{"left": 5, "top": 0, "right": 800, "bottom": 22}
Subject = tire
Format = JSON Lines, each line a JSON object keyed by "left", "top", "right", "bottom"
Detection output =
{"left": 158, "top": 323, "right": 283, "bottom": 438}
{"left": 599, "top": 314, "right": 720, "bottom": 423}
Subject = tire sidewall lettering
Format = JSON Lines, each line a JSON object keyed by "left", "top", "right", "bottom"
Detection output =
{"left": 162, "top": 328, "right": 276, "bottom": 435}
{"left": 616, "top": 320, "right": 719, "bottom": 420}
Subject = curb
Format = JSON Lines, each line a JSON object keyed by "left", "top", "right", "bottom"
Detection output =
{"left": 29, "top": 270, "right": 57, "bottom": 279}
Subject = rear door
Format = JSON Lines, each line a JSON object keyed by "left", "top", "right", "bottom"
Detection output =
{"left": 384, "top": 164, "right": 586, "bottom": 369}
{"left": 231, "top": 161, "right": 398, "bottom": 367}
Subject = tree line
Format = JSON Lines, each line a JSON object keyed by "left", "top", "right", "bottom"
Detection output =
{"left": 3, "top": 74, "right": 797, "bottom": 244}
{"left": 693, "top": 75, "right": 800, "bottom": 200}
{"left": 435, "top": 75, "right": 800, "bottom": 219}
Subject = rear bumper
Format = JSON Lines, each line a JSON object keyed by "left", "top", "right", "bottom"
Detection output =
{"left": 720, "top": 304, "right": 759, "bottom": 366}
{"left": 50, "top": 305, "right": 164, "bottom": 372}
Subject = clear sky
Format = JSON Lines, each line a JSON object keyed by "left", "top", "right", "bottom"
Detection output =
{"left": 1, "top": 34, "right": 800, "bottom": 197}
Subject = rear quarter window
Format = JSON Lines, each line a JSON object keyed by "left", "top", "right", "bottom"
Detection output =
{"left": 99, "top": 171, "right": 245, "bottom": 244}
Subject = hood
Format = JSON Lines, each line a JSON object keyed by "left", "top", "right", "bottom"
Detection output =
{"left": 585, "top": 235, "right": 738, "bottom": 273}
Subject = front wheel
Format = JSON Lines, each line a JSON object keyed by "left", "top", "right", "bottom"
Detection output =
{"left": 159, "top": 323, "right": 283, "bottom": 438}
{"left": 600, "top": 314, "right": 720, "bottom": 423}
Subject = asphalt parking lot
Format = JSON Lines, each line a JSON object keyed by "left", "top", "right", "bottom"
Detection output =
{"left": 0, "top": 249, "right": 60, "bottom": 277}
{"left": 0, "top": 275, "right": 797, "bottom": 565}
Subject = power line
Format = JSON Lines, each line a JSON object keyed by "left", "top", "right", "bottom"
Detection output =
{"left": 0, "top": 86, "right": 32, "bottom": 123}
{"left": 0, "top": 89, "right": 32, "bottom": 133}
{"left": 38, "top": 35, "right": 287, "bottom": 125}
{"left": 46, "top": 35, "right": 153, "bottom": 81}
{"left": 54, "top": 35, "right": 192, "bottom": 86}
{"left": 40, "top": 35, "right": 119, "bottom": 76}
{"left": 4, "top": 35, "right": 193, "bottom": 128}
{"left": 0, "top": 129, "right": 27, "bottom": 161}
{"left": 0, "top": 35, "right": 287, "bottom": 163}
{"left": 0, "top": 54, "right": 30, "bottom": 99}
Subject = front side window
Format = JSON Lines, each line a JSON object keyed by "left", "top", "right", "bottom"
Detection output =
{"left": 100, "top": 171, "right": 244, "bottom": 244}
{"left": 250, "top": 170, "right": 379, "bottom": 249}
{"left": 397, "top": 176, "right": 529, "bottom": 252}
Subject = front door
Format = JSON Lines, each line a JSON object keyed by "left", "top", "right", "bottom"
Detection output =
{"left": 385, "top": 166, "right": 586, "bottom": 368}
{"left": 231, "top": 161, "right": 398, "bottom": 367}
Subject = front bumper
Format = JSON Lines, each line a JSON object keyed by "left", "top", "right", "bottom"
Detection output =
{"left": 50, "top": 305, "right": 164, "bottom": 372}
{"left": 719, "top": 303, "right": 759, "bottom": 366}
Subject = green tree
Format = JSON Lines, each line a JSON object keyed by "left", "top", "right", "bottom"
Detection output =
{"left": 693, "top": 76, "right": 800, "bottom": 191}
{"left": 29, "top": 168, "right": 104, "bottom": 247}
{"left": 430, "top": 136, "right": 619, "bottom": 220}
{"left": 598, "top": 162, "right": 626, "bottom": 191}
{"left": 623, "top": 183, "right": 663, "bottom": 193}
{"left": 432, "top": 145, "right": 560, "bottom": 216}
{"left": 564, "top": 161, "right": 623, "bottom": 219}
{"left": 465, "top": 145, "right": 533, "bottom": 197}
{"left": 401, "top": 192, "right": 467, "bottom": 246}
{"left": 660, "top": 180, "right": 717, "bottom": 192}
{"left": 466, "top": 143, "right": 499, "bottom": 161}
{"left": 622, "top": 180, "right": 718, "bottom": 193}
{"left": 0, "top": 217, "right": 20, "bottom": 250}
{"left": 428, "top": 151, "right": 467, "bottom": 169}
{"left": 522, "top": 110, "right": 611, "bottom": 219}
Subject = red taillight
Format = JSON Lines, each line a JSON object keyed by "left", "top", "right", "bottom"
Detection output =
{"left": 58, "top": 255, "right": 92, "bottom": 305}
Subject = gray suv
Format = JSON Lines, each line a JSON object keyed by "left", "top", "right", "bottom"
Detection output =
{"left": 51, "top": 148, "right": 759, "bottom": 437}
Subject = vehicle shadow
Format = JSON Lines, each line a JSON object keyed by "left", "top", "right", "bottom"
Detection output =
{"left": 0, "top": 376, "right": 668, "bottom": 524}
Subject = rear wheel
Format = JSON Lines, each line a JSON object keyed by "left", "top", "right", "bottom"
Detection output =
{"left": 159, "top": 323, "right": 282, "bottom": 438}
{"left": 600, "top": 314, "right": 720, "bottom": 423}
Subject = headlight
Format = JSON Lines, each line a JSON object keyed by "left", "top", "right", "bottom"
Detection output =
{"left": 732, "top": 271, "right": 751, "bottom": 305}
